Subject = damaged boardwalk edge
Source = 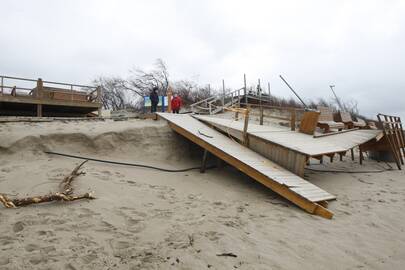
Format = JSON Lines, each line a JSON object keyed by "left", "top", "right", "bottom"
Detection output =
{"left": 158, "top": 113, "right": 334, "bottom": 219}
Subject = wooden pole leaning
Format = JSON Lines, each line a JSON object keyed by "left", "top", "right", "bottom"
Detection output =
{"left": 224, "top": 106, "right": 250, "bottom": 146}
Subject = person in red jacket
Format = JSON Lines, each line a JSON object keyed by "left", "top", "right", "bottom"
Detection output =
{"left": 171, "top": 93, "right": 182, "bottom": 114}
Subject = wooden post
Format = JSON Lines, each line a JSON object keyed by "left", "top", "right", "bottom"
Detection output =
{"left": 36, "top": 78, "right": 43, "bottom": 117}
{"left": 243, "top": 108, "right": 250, "bottom": 146}
{"left": 351, "top": 148, "right": 355, "bottom": 161}
{"left": 200, "top": 149, "right": 209, "bottom": 173}
{"left": 259, "top": 79, "right": 263, "bottom": 125}
{"left": 1, "top": 76, "right": 3, "bottom": 95}
{"left": 96, "top": 86, "right": 102, "bottom": 117}
{"left": 244, "top": 74, "right": 247, "bottom": 106}
{"left": 70, "top": 85, "right": 74, "bottom": 101}
{"left": 238, "top": 89, "right": 241, "bottom": 108}
{"left": 222, "top": 79, "right": 225, "bottom": 110}
{"left": 290, "top": 109, "right": 296, "bottom": 131}
{"left": 268, "top": 82, "right": 271, "bottom": 103}
{"left": 167, "top": 86, "right": 172, "bottom": 113}
{"left": 259, "top": 106, "right": 264, "bottom": 125}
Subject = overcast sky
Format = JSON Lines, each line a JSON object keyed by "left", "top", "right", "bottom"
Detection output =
{"left": 1, "top": 0, "right": 404, "bottom": 119}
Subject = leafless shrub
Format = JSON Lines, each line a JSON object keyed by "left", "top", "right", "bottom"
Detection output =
{"left": 173, "top": 80, "right": 211, "bottom": 105}
{"left": 93, "top": 76, "right": 136, "bottom": 110}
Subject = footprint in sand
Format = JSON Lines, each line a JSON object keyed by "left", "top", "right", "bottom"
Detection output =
{"left": 77, "top": 207, "right": 100, "bottom": 218}
{"left": 1, "top": 167, "right": 11, "bottom": 173}
{"left": 37, "top": 230, "right": 56, "bottom": 237}
{"left": 95, "top": 220, "right": 116, "bottom": 232}
{"left": 0, "top": 236, "right": 15, "bottom": 246}
{"left": 204, "top": 231, "right": 224, "bottom": 241}
{"left": 25, "top": 243, "right": 40, "bottom": 252}
{"left": 0, "top": 257, "right": 10, "bottom": 266}
{"left": 13, "top": 221, "right": 25, "bottom": 233}
{"left": 80, "top": 252, "right": 99, "bottom": 264}
{"left": 28, "top": 254, "right": 48, "bottom": 265}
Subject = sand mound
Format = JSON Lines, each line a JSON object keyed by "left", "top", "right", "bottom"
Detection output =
{"left": 0, "top": 122, "right": 192, "bottom": 161}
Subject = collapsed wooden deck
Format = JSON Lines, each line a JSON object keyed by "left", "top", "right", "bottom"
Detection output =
{"left": 158, "top": 113, "right": 336, "bottom": 219}
{"left": 195, "top": 115, "right": 383, "bottom": 176}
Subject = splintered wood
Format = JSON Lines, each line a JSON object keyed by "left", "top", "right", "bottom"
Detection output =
{"left": 0, "top": 160, "right": 95, "bottom": 208}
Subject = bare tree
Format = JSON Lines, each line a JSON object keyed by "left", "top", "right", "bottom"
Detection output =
{"left": 173, "top": 80, "right": 212, "bottom": 105}
{"left": 124, "top": 58, "right": 170, "bottom": 97}
{"left": 93, "top": 76, "right": 136, "bottom": 110}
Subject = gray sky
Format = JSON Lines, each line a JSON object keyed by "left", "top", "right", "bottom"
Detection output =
{"left": 1, "top": 0, "right": 404, "bottom": 119}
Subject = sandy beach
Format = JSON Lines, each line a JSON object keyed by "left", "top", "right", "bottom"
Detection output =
{"left": 0, "top": 118, "right": 404, "bottom": 270}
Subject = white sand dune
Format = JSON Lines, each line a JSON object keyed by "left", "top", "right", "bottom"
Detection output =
{"left": 0, "top": 118, "right": 404, "bottom": 269}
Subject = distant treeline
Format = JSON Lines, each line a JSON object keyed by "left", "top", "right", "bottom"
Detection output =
{"left": 94, "top": 58, "right": 362, "bottom": 118}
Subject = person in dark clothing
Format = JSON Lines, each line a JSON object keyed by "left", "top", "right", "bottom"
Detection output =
{"left": 149, "top": 87, "right": 159, "bottom": 113}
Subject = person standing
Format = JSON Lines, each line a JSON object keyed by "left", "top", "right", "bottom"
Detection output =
{"left": 150, "top": 87, "right": 159, "bottom": 113}
{"left": 171, "top": 93, "right": 182, "bottom": 114}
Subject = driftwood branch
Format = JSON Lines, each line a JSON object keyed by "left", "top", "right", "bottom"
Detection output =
{"left": 0, "top": 192, "right": 95, "bottom": 208}
{"left": 0, "top": 160, "right": 94, "bottom": 208}
{"left": 60, "top": 160, "right": 87, "bottom": 195}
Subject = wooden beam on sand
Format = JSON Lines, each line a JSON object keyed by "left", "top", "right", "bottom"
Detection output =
{"left": 167, "top": 121, "right": 334, "bottom": 219}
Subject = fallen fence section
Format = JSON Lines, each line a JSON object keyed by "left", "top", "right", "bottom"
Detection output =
{"left": 158, "top": 113, "right": 335, "bottom": 219}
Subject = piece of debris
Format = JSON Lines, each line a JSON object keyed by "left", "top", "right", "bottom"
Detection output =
{"left": 0, "top": 160, "right": 95, "bottom": 208}
{"left": 216, "top": 252, "right": 238, "bottom": 258}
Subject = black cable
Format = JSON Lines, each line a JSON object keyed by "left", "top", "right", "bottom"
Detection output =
{"left": 44, "top": 151, "right": 216, "bottom": 173}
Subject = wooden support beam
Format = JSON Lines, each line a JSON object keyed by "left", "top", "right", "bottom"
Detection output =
{"left": 200, "top": 149, "right": 209, "bottom": 173}
{"left": 37, "top": 104, "right": 42, "bottom": 117}
{"left": 290, "top": 109, "right": 296, "bottom": 131}
{"left": 259, "top": 106, "right": 264, "bottom": 125}
{"left": 243, "top": 110, "right": 250, "bottom": 146}
{"left": 167, "top": 122, "right": 333, "bottom": 219}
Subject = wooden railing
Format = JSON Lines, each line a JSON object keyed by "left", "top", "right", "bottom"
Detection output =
{"left": 0, "top": 75, "right": 102, "bottom": 117}
{"left": 0, "top": 75, "right": 101, "bottom": 102}
{"left": 239, "top": 103, "right": 305, "bottom": 131}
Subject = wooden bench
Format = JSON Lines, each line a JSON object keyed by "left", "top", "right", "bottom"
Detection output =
{"left": 336, "top": 111, "right": 367, "bottom": 129}
{"left": 317, "top": 106, "right": 344, "bottom": 133}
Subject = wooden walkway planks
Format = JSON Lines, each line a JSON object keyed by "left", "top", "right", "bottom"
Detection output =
{"left": 158, "top": 113, "right": 335, "bottom": 219}
{"left": 195, "top": 115, "right": 382, "bottom": 157}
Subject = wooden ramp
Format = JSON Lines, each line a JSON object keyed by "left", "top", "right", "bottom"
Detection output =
{"left": 158, "top": 113, "right": 336, "bottom": 219}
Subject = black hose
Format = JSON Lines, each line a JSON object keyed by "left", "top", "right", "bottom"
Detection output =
{"left": 44, "top": 151, "right": 216, "bottom": 173}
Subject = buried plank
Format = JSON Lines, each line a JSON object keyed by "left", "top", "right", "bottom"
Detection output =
{"left": 158, "top": 113, "right": 335, "bottom": 219}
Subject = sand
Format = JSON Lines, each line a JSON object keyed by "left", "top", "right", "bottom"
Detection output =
{"left": 0, "top": 118, "right": 404, "bottom": 270}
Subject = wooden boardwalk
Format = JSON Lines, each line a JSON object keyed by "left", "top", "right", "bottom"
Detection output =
{"left": 195, "top": 115, "right": 382, "bottom": 156}
{"left": 195, "top": 115, "right": 383, "bottom": 176}
{"left": 158, "top": 113, "right": 336, "bottom": 219}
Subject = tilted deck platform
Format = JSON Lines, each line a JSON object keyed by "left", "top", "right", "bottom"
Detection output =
{"left": 158, "top": 113, "right": 336, "bottom": 219}
{"left": 195, "top": 115, "right": 383, "bottom": 176}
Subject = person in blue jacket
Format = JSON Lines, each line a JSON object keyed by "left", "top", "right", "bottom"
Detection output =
{"left": 149, "top": 87, "right": 159, "bottom": 113}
